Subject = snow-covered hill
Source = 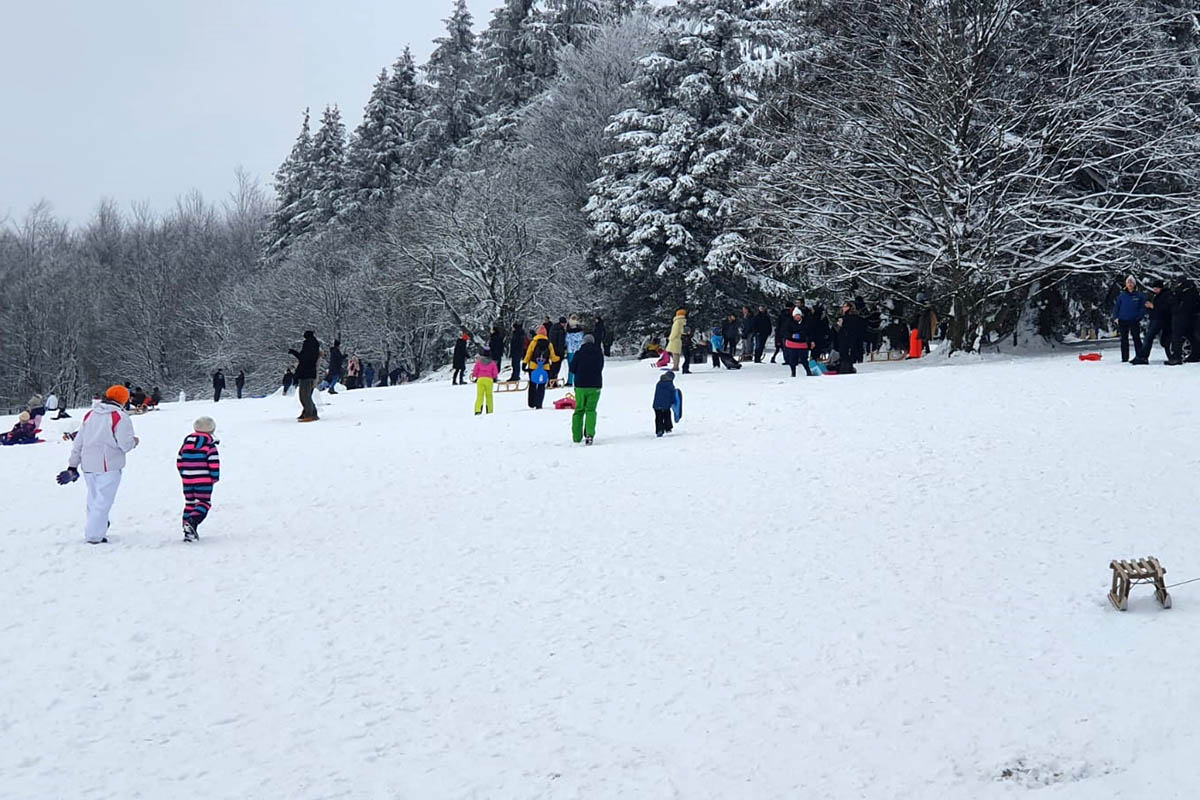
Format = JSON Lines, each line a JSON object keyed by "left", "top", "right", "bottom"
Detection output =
{"left": 3, "top": 354, "right": 1198, "bottom": 798}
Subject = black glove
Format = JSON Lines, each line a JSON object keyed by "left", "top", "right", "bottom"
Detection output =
{"left": 56, "top": 467, "right": 79, "bottom": 485}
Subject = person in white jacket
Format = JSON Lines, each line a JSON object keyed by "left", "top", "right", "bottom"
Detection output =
{"left": 59, "top": 385, "right": 139, "bottom": 544}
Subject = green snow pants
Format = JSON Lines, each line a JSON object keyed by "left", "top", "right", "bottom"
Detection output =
{"left": 571, "top": 388, "right": 601, "bottom": 442}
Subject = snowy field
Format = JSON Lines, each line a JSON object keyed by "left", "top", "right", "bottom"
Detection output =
{"left": 3, "top": 352, "right": 1200, "bottom": 799}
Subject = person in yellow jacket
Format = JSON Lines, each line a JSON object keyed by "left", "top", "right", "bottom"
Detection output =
{"left": 666, "top": 307, "right": 687, "bottom": 370}
{"left": 522, "top": 325, "right": 560, "bottom": 409}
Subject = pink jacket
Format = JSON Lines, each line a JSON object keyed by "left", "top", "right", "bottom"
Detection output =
{"left": 472, "top": 358, "right": 499, "bottom": 380}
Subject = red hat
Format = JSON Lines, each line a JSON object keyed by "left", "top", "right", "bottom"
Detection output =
{"left": 537, "top": 325, "right": 548, "bottom": 336}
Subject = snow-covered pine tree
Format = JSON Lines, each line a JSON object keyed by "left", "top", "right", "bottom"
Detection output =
{"left": 267, "top": 108, "right": 313, "bottom": 254}
{"left": 585, "top": 0, "right": 765, "bottom": 324}
{"left": 416, "top": 0, "right": 482, "bottom": 170}
{"left": 292, "top": 105, "right": 348, "bottom": 236}
{"left": 342, "top": 49, "right": 424, "bottom": 222}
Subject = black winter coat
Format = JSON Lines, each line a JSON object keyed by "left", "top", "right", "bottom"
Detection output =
{"left": 488, "top": 330, "right": 507, "bottom": 361}
{"left": 571, "top": 342, "right": 605, "bottom": 389}
{"left": 289, "top": 333, "right": 321, "bottom": 380}
{"left": 838, "top": 312, "right": 867, "bottom": 356}
{"left": 593, "top": 319, "right": 607, "bottom": 347}
{"left": 1148, "top": 289, "right": 1174, "bottom": 323}
{"left": 550, "top": 323, "right": 567, "bottom": 355}
{"left": 775, "top": 309, "right": 792, "bottom": 345}
{"left": 782, "top": 315, "right": 812, "bottom": 346}
{"left": 329, "top": 345, "right": 345, "bottom": 374}
{"left": 452, "top": 338, "right": 468, "bottom": 370}
{"left": 235, "top": 372, "right": 245, "bottom": 389}
{"left": 1171, "top": 283, "right": 1198, "bottom": 321}
{"left": 213, "top": 372, "right": 225, "bottom": 390}
{"left": 510, "top": 326, "right": 526, "bottom": 359}
{"left": 754, "top": 311, "right": 772, "bottom": 339}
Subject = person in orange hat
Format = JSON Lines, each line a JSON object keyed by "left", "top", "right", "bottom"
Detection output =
{"left": 56, "top": 384, "right": 139, "bottom": 544}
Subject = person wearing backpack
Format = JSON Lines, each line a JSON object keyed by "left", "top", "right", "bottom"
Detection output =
{"left": 522, "top": 326, "right": 559, "bottom": 409}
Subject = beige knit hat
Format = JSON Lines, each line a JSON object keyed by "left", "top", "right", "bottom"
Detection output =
{"left": 193, "top": 416, "right": 216, "bottom": 434}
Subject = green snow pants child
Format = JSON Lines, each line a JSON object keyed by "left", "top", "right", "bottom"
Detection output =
{"left": 571, "top": 388, "right": 601, "bottom": 442}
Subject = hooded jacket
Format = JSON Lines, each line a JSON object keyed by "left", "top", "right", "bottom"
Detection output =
{"left": 571, "top": 341, "right": 604, "bottom": 388}
{"left": 452, "top": 338, "right": 469, "bottom": 370}
{"left": 68, "top": 401, "right": 137, "bottom": 473}
{"left": 523, "top": 334, "right": 559, "bottom": 370}
{"left": 667, "top": 311, "right": 687, "bottom": 354}
{"left": 653, "top": 374, "right": 677, "bottom": 410}
{"left": 472, "top": 356, "right": 500, "bottom": 380}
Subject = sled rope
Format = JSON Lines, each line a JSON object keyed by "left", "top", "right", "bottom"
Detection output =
{"left": 1164, "top": 576, "right": 1200, "bottom": 589}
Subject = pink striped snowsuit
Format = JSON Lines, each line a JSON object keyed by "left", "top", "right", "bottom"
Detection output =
{"left": 177, "top": 432, "right": 220, "bottom": 527}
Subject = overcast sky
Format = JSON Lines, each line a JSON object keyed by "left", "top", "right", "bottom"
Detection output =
{"left": 0, "top": 0, "right": 500, "bottom": 224}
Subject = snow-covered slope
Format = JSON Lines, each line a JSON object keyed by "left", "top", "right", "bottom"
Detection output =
{"left": 3, "top": 354, "right": 1199, "bottom": 798}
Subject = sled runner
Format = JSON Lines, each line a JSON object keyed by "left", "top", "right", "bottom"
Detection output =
{"left": 1108, "top": 556, "right": 1171, "bottom": 611}
{"left": 717, "top": 352, "right": 742, "bottom": 370}
{"left": 494, "top": 380, "right": 526, "bottom": 393}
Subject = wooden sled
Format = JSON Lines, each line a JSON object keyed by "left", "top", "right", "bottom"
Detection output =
{"left": 494, "top": 380, "right": 527, "bottom": 393}
{"left": 1109, "top": 557, "right": 1171, "bottom": 611}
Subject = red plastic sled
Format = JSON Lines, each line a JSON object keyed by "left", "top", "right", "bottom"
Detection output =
{"left": 554, "top": 394, "right": 576, "bottom": 410}
{"left": 1078, "top": 353, "right": 1102, "bottom": 361}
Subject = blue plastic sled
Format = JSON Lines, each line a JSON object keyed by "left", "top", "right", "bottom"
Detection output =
{"left": 530, "top": 360, "right": 549, "bottom": 386}
{"left": 673, "top": 388, "right": 683, "bottom": 422}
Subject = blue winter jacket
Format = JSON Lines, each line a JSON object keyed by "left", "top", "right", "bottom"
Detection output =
{"left": 653, "top": 379, "right": 676, "bottom": 410}
{"left": 1113, "top": 290, "right": 1146, "bottom": 321}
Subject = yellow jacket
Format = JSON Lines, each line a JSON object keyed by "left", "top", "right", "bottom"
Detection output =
{"left": 523, "top": 334, "right": 559, "bottom": 370}
{"left": 666, "top": 311, "right": 687, "bottom": 354}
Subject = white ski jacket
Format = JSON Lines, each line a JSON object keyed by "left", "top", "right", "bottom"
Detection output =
{"left": 69, "top": 401, "right": 137, "bottom": 473}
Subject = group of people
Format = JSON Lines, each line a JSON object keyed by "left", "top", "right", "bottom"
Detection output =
{"left": 649, "top": 299, "right": 883, "bottom": 378}
{"left": 53, "top": 384, "right": 221, "bottom": 544}
{"left": 211, "top": 370, "right": 245, "bottom": 402}
{"left": 1112, "top": 275, "right": 1200, "bottom": 365}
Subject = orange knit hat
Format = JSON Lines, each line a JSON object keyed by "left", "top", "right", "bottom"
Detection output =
{"left": 106, "top": 385, "right": 131, "bottom": 406}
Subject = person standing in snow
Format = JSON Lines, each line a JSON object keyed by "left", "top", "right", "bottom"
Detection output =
{"left": 57, "top": 385, "right": 139, "bottom": 544}
{"left": 593, "top": 316, "right": 609, "bottom": 357}
{"left": 451, "top": 333, "right": 469, "bottom": 385}
{"left": 548, "top": 317, "right": 568, "bottom": 380}
{"left": 288, "top": 330, "right": 321, "bottom": 421}
{"left": 1131, "top": 281, "right": 1172, "bottom": 364}
{"left": 832, "top": 300, "right": 866, "bottom": 374}
{"left": 509, "top": 322, "right": 526, "bottom": 382}
{"left": 523, "top": 325, "right": 559, "bottom": 409}
{"left": 177, "top": 416, "right": 220, "bottom": 543}
{"left": 752, "top": 306, "right": 772, "bottom": 362}
{"left": 364, "top": 362, "right": 376, "bottom": 389}
{"left": 282, "top": 367, "right": 295, "bottom": 395}
{"left": 666, "top": 307, "right": 687, "bottom": 371}
{"left": 472, "top": 348, "right": 500, "bottom": 415}
{"left": 235, "top": 370, "right": 245, "bottom": 399}
{"left": 326, "top": 339, "right": 345, "bottom": 393}
{"left": 212, "top": 370, "right": 225, "bottom": 403}
{"left": 681, "top": 326, "right": 694, "bottom": 374}
{"left": 782, "top": 306, "right": 815, "bottom": 377}
{"left": 564, "top": 314, "right": 585, "bottom": 386}
{"left": 1112, "top": 276, "right": 1146, "bottom": 363}
{"left": 652, "top": 370, "right": 677, "bottom": 437}
{"left": 1167, "top": 277, "right": 1200, "bottom": 366}
{"left": 488, "top": 325, "right": 507, "bottom": 376}
{"left": 571, "top": 334, "right": 604, "bottom": 444}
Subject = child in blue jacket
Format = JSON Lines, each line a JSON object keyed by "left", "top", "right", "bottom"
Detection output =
{"left": 653, "top": 371, "right": 678, "bottom": 437}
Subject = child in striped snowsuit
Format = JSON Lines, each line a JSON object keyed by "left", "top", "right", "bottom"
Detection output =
{"left": 177, "top": 417, "right": 220, "bottom": 542}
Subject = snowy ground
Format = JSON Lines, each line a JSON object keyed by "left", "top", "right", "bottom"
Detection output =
{"left": 3, "top": 352, "right": 1199, "bottom": 799}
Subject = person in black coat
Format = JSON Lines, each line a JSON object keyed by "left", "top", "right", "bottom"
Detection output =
{"left": 681, "top": 326, "right": 693, "bottom": 374}
{"left": 722, "top": 314, "right": 740, "bottom": 355}
{"left": 1132, "top": 281, "right": 1173, "bottom": 364}
{"left": 752, "top": 306, "right": 772, "bottom": 362}
{"left": 488, "top": 325, "right": 507, "bottom": 375}
{"left": 593, "top": 317, "right": 609, "bottom": 357}
{"left": 235, "top": 370, "right": 245, "bottom": 399}
{"left": 781, "top": 308, "right": 814, "bottom": 376}
{"left": 327, "top": 340, "right": 345, "bottom": 393}
{"left": 509, "top": 323, "right": 526, "bottom": 382}
{"left": 288, "top": 330, "right": 322, "bottom": 420}
{"left": 451, "top": 333, "right": 469, "bottom": 385}
{"left": 212, "top": 370, "right": 225, "bottom": 402}
{"left": 549, "top": 318, "right": 568, "bottom": 379}
{"left": 811, "top": 306, "right": 832, "bottom": 359}
{"left": 283, "top": 368, "right": 294, "bottom": 395}
{"left": 833, "top": 301, "right": 867, "bottom": 373}
{"left": 771, "top": 307, "right": 791, "bottom": 363}
{"left": 1167, "top": 278, "right": 1200, "bottom": 365}
{"left": 571, "top": 334, "right": 605, "bottom": 444}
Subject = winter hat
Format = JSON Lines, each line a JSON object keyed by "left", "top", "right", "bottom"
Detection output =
{"left": 537, "top": 325, "right": 548, "bottom": 336}
{"left": 29, "top": 394, "right": 43, "bottom": 407}
{"left": 583, "top": 334, "right": 595, "bottom": 344}
{"left": 1152, "top": 278, "right": 1165, "bottom": 289}
{"left": 193, "top": 416, "right": 216, "bottom": 434}
{"left": 105, "top": 385, "right": 131, "bottom": 406}
{"left": 792, "top": 307, "right": 803, "bottom": 318}
{"left": 660, "top": 370, "right": 675, "bottom": 381}
{"left": 19, "top": 411, "right": 30, "bottom": 422}
{"left": 481, "top": 347, "right": 491, "bottom": 357}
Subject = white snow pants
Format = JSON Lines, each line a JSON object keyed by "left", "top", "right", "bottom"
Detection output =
{"left": 83, "top": 470, "right": 122, "bottom": 543}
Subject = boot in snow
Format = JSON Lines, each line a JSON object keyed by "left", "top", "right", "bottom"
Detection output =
{"left": 183, "top": 521, "right": 199, "bottom": 543}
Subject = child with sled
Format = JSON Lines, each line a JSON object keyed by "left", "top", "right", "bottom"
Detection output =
{"left": 177, "top": 417, "right": 220, "bottom": 543}
{"left": 473, "top": 347, "right": 500, "bottom": 415}
{"left": 1, "top": 412, "right": 38, "bottom": 445}
{"left": 652, "top": 371, "right": 681, "bottom": 437}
